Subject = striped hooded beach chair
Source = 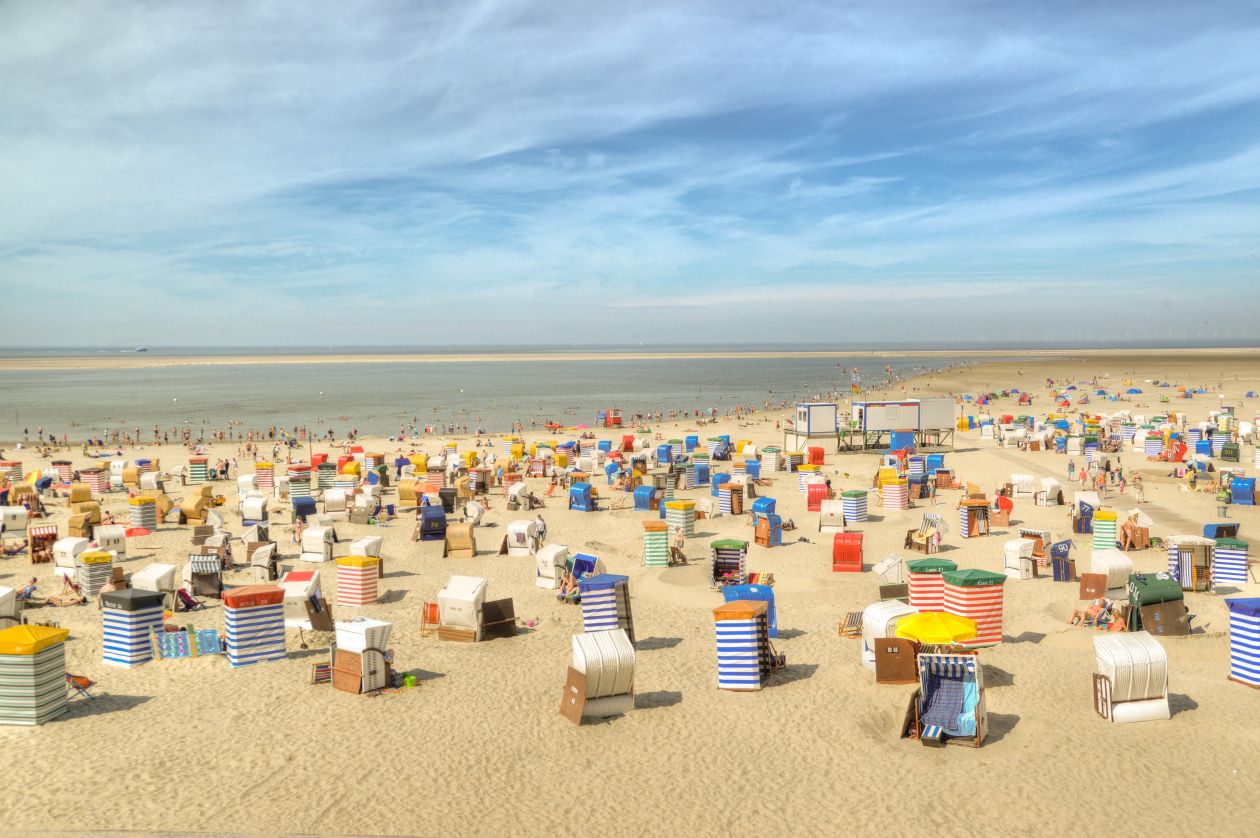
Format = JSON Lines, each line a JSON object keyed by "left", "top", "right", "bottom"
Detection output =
{"left": 905, "top": 513, "right": 945, "bottom": 554}
{"left": 915, "top": 653, "right": 987, "bottom": 748}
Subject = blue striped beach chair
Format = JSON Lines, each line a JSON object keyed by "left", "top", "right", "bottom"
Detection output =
{"left": 914, "top": 653, "right": 987, "bottom": 748}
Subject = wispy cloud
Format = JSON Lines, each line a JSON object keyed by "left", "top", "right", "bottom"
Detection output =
{"left": 1, "top": 1, "right": 1259, "bottom": 344}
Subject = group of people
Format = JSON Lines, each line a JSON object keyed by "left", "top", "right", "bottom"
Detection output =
{"left": 1067, "top": 457, "right": 1137, "bottom": 496}
{"left": 553, "top": 523, "right": 687, "bottom": 604}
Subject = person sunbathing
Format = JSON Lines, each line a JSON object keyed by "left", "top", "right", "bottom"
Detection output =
{"left": 555, "top": 572, "right": 580, "bottom": 603}
{"left": 2, "top": 538, "right": 28, "bottom": 557}
{"left": 15, "top": 577, "right": 39, "bottom": 601}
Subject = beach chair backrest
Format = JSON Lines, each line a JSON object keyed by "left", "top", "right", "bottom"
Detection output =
{"left": 250, "top": 543, "right": 276, "bottom": 566}
{"left": 873, "top": 554, "right": 903, "bottom": 584}
{"left": 918, "top": 513, "right": 945, "bottom": 537}
{"left": 919, "top": 653, "right": 979, "bottom": 691}
{"left": 722, "top": 584, "right": 777, "bottom": 637}
{"left": 572, "top": 553, "right": 598, "bottom": 579}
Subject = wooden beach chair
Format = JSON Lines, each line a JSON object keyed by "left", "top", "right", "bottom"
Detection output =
{"left": 420, "top": 601, "right": 439, "bottom": 637}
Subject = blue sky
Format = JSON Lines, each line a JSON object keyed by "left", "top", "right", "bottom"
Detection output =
{"left": 2, "top": 1, "right": 1259, "bottom": 346}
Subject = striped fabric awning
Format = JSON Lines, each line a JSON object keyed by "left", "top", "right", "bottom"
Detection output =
{"left": 917, "top": 514, "right": 945, "bottom": 536}
{"left": 921, "top": 655, "right": 976, "bottom": 678}
{"left": 189, "top": 554, "right": 221, "bottom": 574}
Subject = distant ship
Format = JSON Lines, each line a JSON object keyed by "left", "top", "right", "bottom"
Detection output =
{"left": 134, "top": 346, "right": 148, "bottom": 352}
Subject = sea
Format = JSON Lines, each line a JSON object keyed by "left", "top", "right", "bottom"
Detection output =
{"left": 0, "top": 341, "right": 1085, "bottom": 441}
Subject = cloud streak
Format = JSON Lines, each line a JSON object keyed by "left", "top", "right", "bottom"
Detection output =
{"left": 1, "top": 1, "right": 1259, "bottom": 345}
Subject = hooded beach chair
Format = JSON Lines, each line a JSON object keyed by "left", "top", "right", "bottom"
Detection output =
{"left": 1074, "top": 500, "right": 1096, "bottom": 534}
{"left": 722, "top": 584, "right": 778, "bottom": 638}
{"left": 904, "top": 513, "right": 945, "bottom": 554}
{"left": 249, "top": 542, "right": 279, "bottom": 582}
{"left": 913, "top": 653, "right": 987, "bottom": 748}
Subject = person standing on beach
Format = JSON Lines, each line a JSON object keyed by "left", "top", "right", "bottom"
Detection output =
{"left": 670, "top": 527, "right": 687, "bottom": 564}
{"left": 1067, "top": 459, "right": 1075, "bottom": 480}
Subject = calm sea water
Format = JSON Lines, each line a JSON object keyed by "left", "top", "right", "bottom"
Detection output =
{"left": 0, "top": 351, "right": 985, "bottom": 441}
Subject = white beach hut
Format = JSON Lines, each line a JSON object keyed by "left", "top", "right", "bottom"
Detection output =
{"left": 1090, "top": 548, "right": 1135, "bottom": 594}
{"left": 438, "top": 575, "right": 487, "bottom": 641}
{"left": 501, "top": 520, "right": 539, "bottom": 557}
{"left": 569, "top": 629, "right": 636, "bottom": 719}
{"left": 1093, "top": 632, "right": 1170, "bottom": 724}
{"left": 861, "top": 600, "right": 919, "bottom": 671}
{"left": 1003, "top": 538, "right": 1037, "bottom": 580}
{"left": 535, "top": 544, "right": 569, "bottom": 589}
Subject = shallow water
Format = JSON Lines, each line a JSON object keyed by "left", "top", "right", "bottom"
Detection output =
{"left": 0, "top": 351, "right": 981, "bottom": 440}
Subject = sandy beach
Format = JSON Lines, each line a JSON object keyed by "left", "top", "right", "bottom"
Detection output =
{"left": 1, "top": 350, "right": 1258, "bottom": 837}
{"left": 5, "top": 346, "right": 1260, "bottom": 372}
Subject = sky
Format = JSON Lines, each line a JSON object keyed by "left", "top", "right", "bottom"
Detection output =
{"left": 2, "top": 1, "right": 1260, "bottom": 347}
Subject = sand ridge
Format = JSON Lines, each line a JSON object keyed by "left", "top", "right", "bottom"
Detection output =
{"left": 3, "top": 345, "right": 1260, "bottom": 371}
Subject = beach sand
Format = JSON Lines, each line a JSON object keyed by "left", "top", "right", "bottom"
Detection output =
{"left": 1, "top": 350, "right": 1258, "bottom": 837}
{"left": 5, "top": 345, "right": 1260, "bottom": 371}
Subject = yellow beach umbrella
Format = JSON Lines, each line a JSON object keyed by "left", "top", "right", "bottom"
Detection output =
{"left": 894, "top": 612, "right": 978, "bottom": 644}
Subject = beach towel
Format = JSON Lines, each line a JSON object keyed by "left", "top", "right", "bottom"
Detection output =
{"left": 920, "top": 673, "right": 966, "bottom": 730}
{"left": 196, "top": 628, "right": 222, "bottom": 654}
{"left": 156, "top": 631, "right": 193, "bottom": 659}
